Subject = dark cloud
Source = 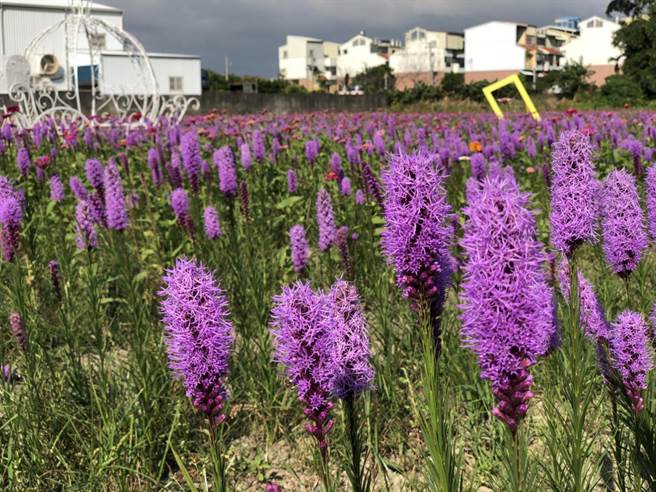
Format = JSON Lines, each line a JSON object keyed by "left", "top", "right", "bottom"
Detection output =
{"left": 106, "top": 0, "right": 610, "bottom": 77}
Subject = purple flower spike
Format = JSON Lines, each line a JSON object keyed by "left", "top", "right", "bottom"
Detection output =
{"left": 160, "top": 257, "right": 234, "bottom": 427}
{"left": 213, "top": 146, "right": 237, "bottom": 196}
{"left": 271, "top": 282, "right": 334, "bottom": 454}
{"left": 609, "top": 311, "right": 653, "bottom": 413}
{"left": 0, "top": 195, "right": 22, "bottom": 262}
{"left": 17, "top": 147, "right": 30, "bottom": 177}
{"left": 240, "top": 143, "right": 252, "bottom": 171}
{"left": 203, "top": 206, "right": 221, "bottom": 240}
{"left": 549, "top": 130, "right": 599, "bottom": 255}
{"left": 325, "top": 280, "right": 374, "bottom": 399}
{"left": 601, "top": 169, "right": 648, "bottom": 277}
{"left": 69, "top": 176, "right": 88, "bottom": 201}
{"left": 460, "top": 174, "right": 556, "bottom": 432}
{"left": 287, "top": 169, "right": 298, "bottom": 193}
{"left": 49, "top": 174, "right": 65, "bottom": 202}
{"left": 49, "top": 259, "right": 61, "bottom": 300}
{"left": 75, "top": 200, "right": 98, "bottom": 250}
{"left": 381, "top": 152, "right": 453, "bottom": 305}
{"left": 85, "top": 159, "right": 104, "bottom": 192}
{"left": 9, "top": 312, "right": 27, "bottom": 352}
{"left": 170, "top": 188, "right": 194, "bottom": 236}
{"left": 557, "top": 257, "right": 610, "bottom": 342}
{"left": 289, "top": 224, "right": 309, "bottom": 274}
{"left": 181, "top": 131, "right": 202, "bottom": 192}
{"left": 646, "top": 165, "right": 656, "bottom": 243}
{"left": 103, "top": 159, "right": 128, "bottom": 231}
{"left": 316, "top": 188, "right": 336, "bottom": 251}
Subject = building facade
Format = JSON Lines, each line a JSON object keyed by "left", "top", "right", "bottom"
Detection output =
{"left": 0, "top": 0, "right": 201, "bottom": 95}
{"left": 278, "top": 35, "right": 338, "bottom": 90}
{"left": 561, "top": 16, "right": 622, "bottom": 85}
{"left": 336, "top": 32, "right": 400, "bottom": 83}
{"left": 464, "top": 21, "right": 574, "bottom": 83}
{"left": 389, "top": 27, "right": 464, "bottom": 89}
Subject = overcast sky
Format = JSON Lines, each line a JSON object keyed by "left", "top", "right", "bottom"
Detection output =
{"left": 107, "top": 0, "right": 611, "bottom": 77}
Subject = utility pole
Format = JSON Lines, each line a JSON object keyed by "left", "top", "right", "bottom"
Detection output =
{"left": 225, "top": 56, "right": 229, "bottom": 82}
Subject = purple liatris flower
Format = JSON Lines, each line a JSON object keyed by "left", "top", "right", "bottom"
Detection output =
{"left": 609, "top": 311, "right": 653, "bottom": 413}
{"left": 240, "top": 143, "right": 252, "bottom": 171}
{"left": 470, "top": 152, "right": 486, "bottom": 180}
{"left": 460, "top": 174, "right": 556, "bottom": 432}
{"left": 9, "top": 312, "right": 27, "bottom": 352}
{"left": 239, "top": 181, "right": 250, "bottom": 224}
{"left": 0, "top": 195, "right": 22, "bottom": 262}
{"left": 557, "top": 257, "right": 610, "bottom": 342}
{"left": 147, "top": 148, "right": 163, "bottom": 187}
{"left": 340, "top": 176, "right": 351, "bottom": 196}
{"left": 549, "top": 130, "right": 599, "bottom": 255}
{"left": 160, "top": 257, "right": 234, "bottom": 426}
{"left": 203, "top": 206, "right": 221, "bottom": 239}
{"left": 75, "top": 200, "right": 98, "bottom": 250}
{"left": 645, "top": 165, "right": 656, "bottom": 243}
{"left": 69, "top": 176, "right": 88, "bottom": 201}
{"left": 271, "top": 282, "right": 334, "bottom": 453}
{"left": 601, "top": 169, "right": 648, "bottom": 277}
{"left": 16, "top": 147, "right": 30, "bottom": 177}
{"left": 252, "top": 129, "right": 266, "bottom": 161}
{"left": 335, "top": 226, "right": 353, "bottom": 278}
{"left": 49, "top": 174, "right": 65, "bottom": 202}
{"left": 324, "top": 280, "right": 374, "bottom": 399}
{"left": 316, "top": 188, "right": 336, "bottom": 251}
{"left": 360, "top": 162, "right": 383, "bottom": 210}
{"left": 213, "top": 146, "right": 237, "bottom": 196}
{"left": 305, "top": 139, "right": 320, "bottom": 164}
{"left": 103, "top": 159, "right": 128, "bottom": 231}
{"left": 381, "top": 152, "right": 453, "bottom": 304}
{"left": 49, "top": 259, "right": 61, "bottom": 300}
{"left": 355, "top": 189, "right": 365, "bottom": 205}
{"left": 287, "top": 169, "right": 298, "bottom": 193}
{"left": 85, "top": 159, "right": 104, "bottom": 192}
{"left": 170, "top": 188, "right": 194, "bottom": 235}
{"left": 181, "top": 131, "right": 202, "bottom": 192}
{"left": 289, "top": 224, "right": 309, "bottom": 274}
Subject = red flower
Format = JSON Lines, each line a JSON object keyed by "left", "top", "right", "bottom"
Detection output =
{"left": 325, "top": 171, "right": 338, "bottom": 181}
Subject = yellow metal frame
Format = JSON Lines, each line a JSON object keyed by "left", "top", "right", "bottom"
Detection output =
{"left": 482, "top": 74, "right": 541, "bottom": 122}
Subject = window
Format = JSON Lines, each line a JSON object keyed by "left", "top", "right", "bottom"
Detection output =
{"left": 429, "top": 41, "right": 437, "bottom": 49}
{"left": 595, "top": 19, "right": 603, "bottom": 27}
{"left": 169, "top": 76, "right": 183, "bottom": 93}
{"left": 89, "top": 33, "right": 106, "bottom": 50}
{"left": 587, "top": 20, "right": 594, "bottom": 28}
{"left": 342, "top": 48, "right": 348, "bottom": 55}
{"left": 282, "top": 50, "right": 287, "bottom": 59}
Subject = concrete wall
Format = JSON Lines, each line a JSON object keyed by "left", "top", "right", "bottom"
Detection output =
{"left": 0, "top": 91, "right": 388, "bottom": 116}
{"left": 465, "top": 69, "right": 517, "bottom": 83}
{"left": 196, "top": 92, "right": 388, "bottom": 114}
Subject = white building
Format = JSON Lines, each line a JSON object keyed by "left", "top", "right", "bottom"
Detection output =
{"left": 464, "top": 21, "right": 527, "bottom": 82}
{"left": 389, "top": 27, "right": 464, "bottom": 89}
{"left": 562, "top": 16, "right": 622, "bottom": 85}
{"left": 464, "top": 20, "right": 572, "bottom": 83}
{"left": 278, "top": 35, "right": 339, "bottom": 90}
{"left": 336, "top": 32, "right": 400, "bottom": 82}
{"left": 0, "top": 0, "right": 201, "bottom": 95}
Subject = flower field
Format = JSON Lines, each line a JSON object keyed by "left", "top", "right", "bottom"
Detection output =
{"left": 2, "top": 109, "right": 656, "bottom": 491}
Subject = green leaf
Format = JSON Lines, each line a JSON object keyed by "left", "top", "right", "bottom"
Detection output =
{"left": 171, "top": 446, "right": 198, "bottom": 492}
{"left": 275, "top": 196, "right": 303, "bottom": 210}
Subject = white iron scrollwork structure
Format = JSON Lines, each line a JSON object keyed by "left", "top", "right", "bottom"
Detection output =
{"left": 8, "top": 0, "right": 198, "bottom": 128}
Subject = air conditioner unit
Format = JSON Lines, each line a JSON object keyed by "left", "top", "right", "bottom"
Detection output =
{"left": 29, "top": 54, "right": 61, "bottom": 77}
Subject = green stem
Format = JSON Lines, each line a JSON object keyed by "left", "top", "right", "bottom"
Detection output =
{"left": 209, "top": 423, "right": 227, "bottom": 492}
{"left": 344, "top": 394, "right": 364, "bottom": 492}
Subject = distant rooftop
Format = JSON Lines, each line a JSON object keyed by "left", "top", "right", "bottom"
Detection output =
{"left": 0, "top": 1, "right": 121, "bottom": 14}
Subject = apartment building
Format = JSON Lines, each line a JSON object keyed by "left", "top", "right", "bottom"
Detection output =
{"left": 389, "top": 27, "right": 464, "bottom": 89}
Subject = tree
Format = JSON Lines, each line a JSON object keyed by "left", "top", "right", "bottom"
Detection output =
{"left": 542, "top": 62, "right": 595, "bottom": 99}
{"left": 601, "top": 74, "right": 644, "bottom": 105}
{"left": 607, "top": 0, "right": 656, "bottom": 98}
{"left": 352, "top": 64, "right": 395, "bottom": 94}
{"left": 441, "top": 73, "right": 465, "bottom": 98}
